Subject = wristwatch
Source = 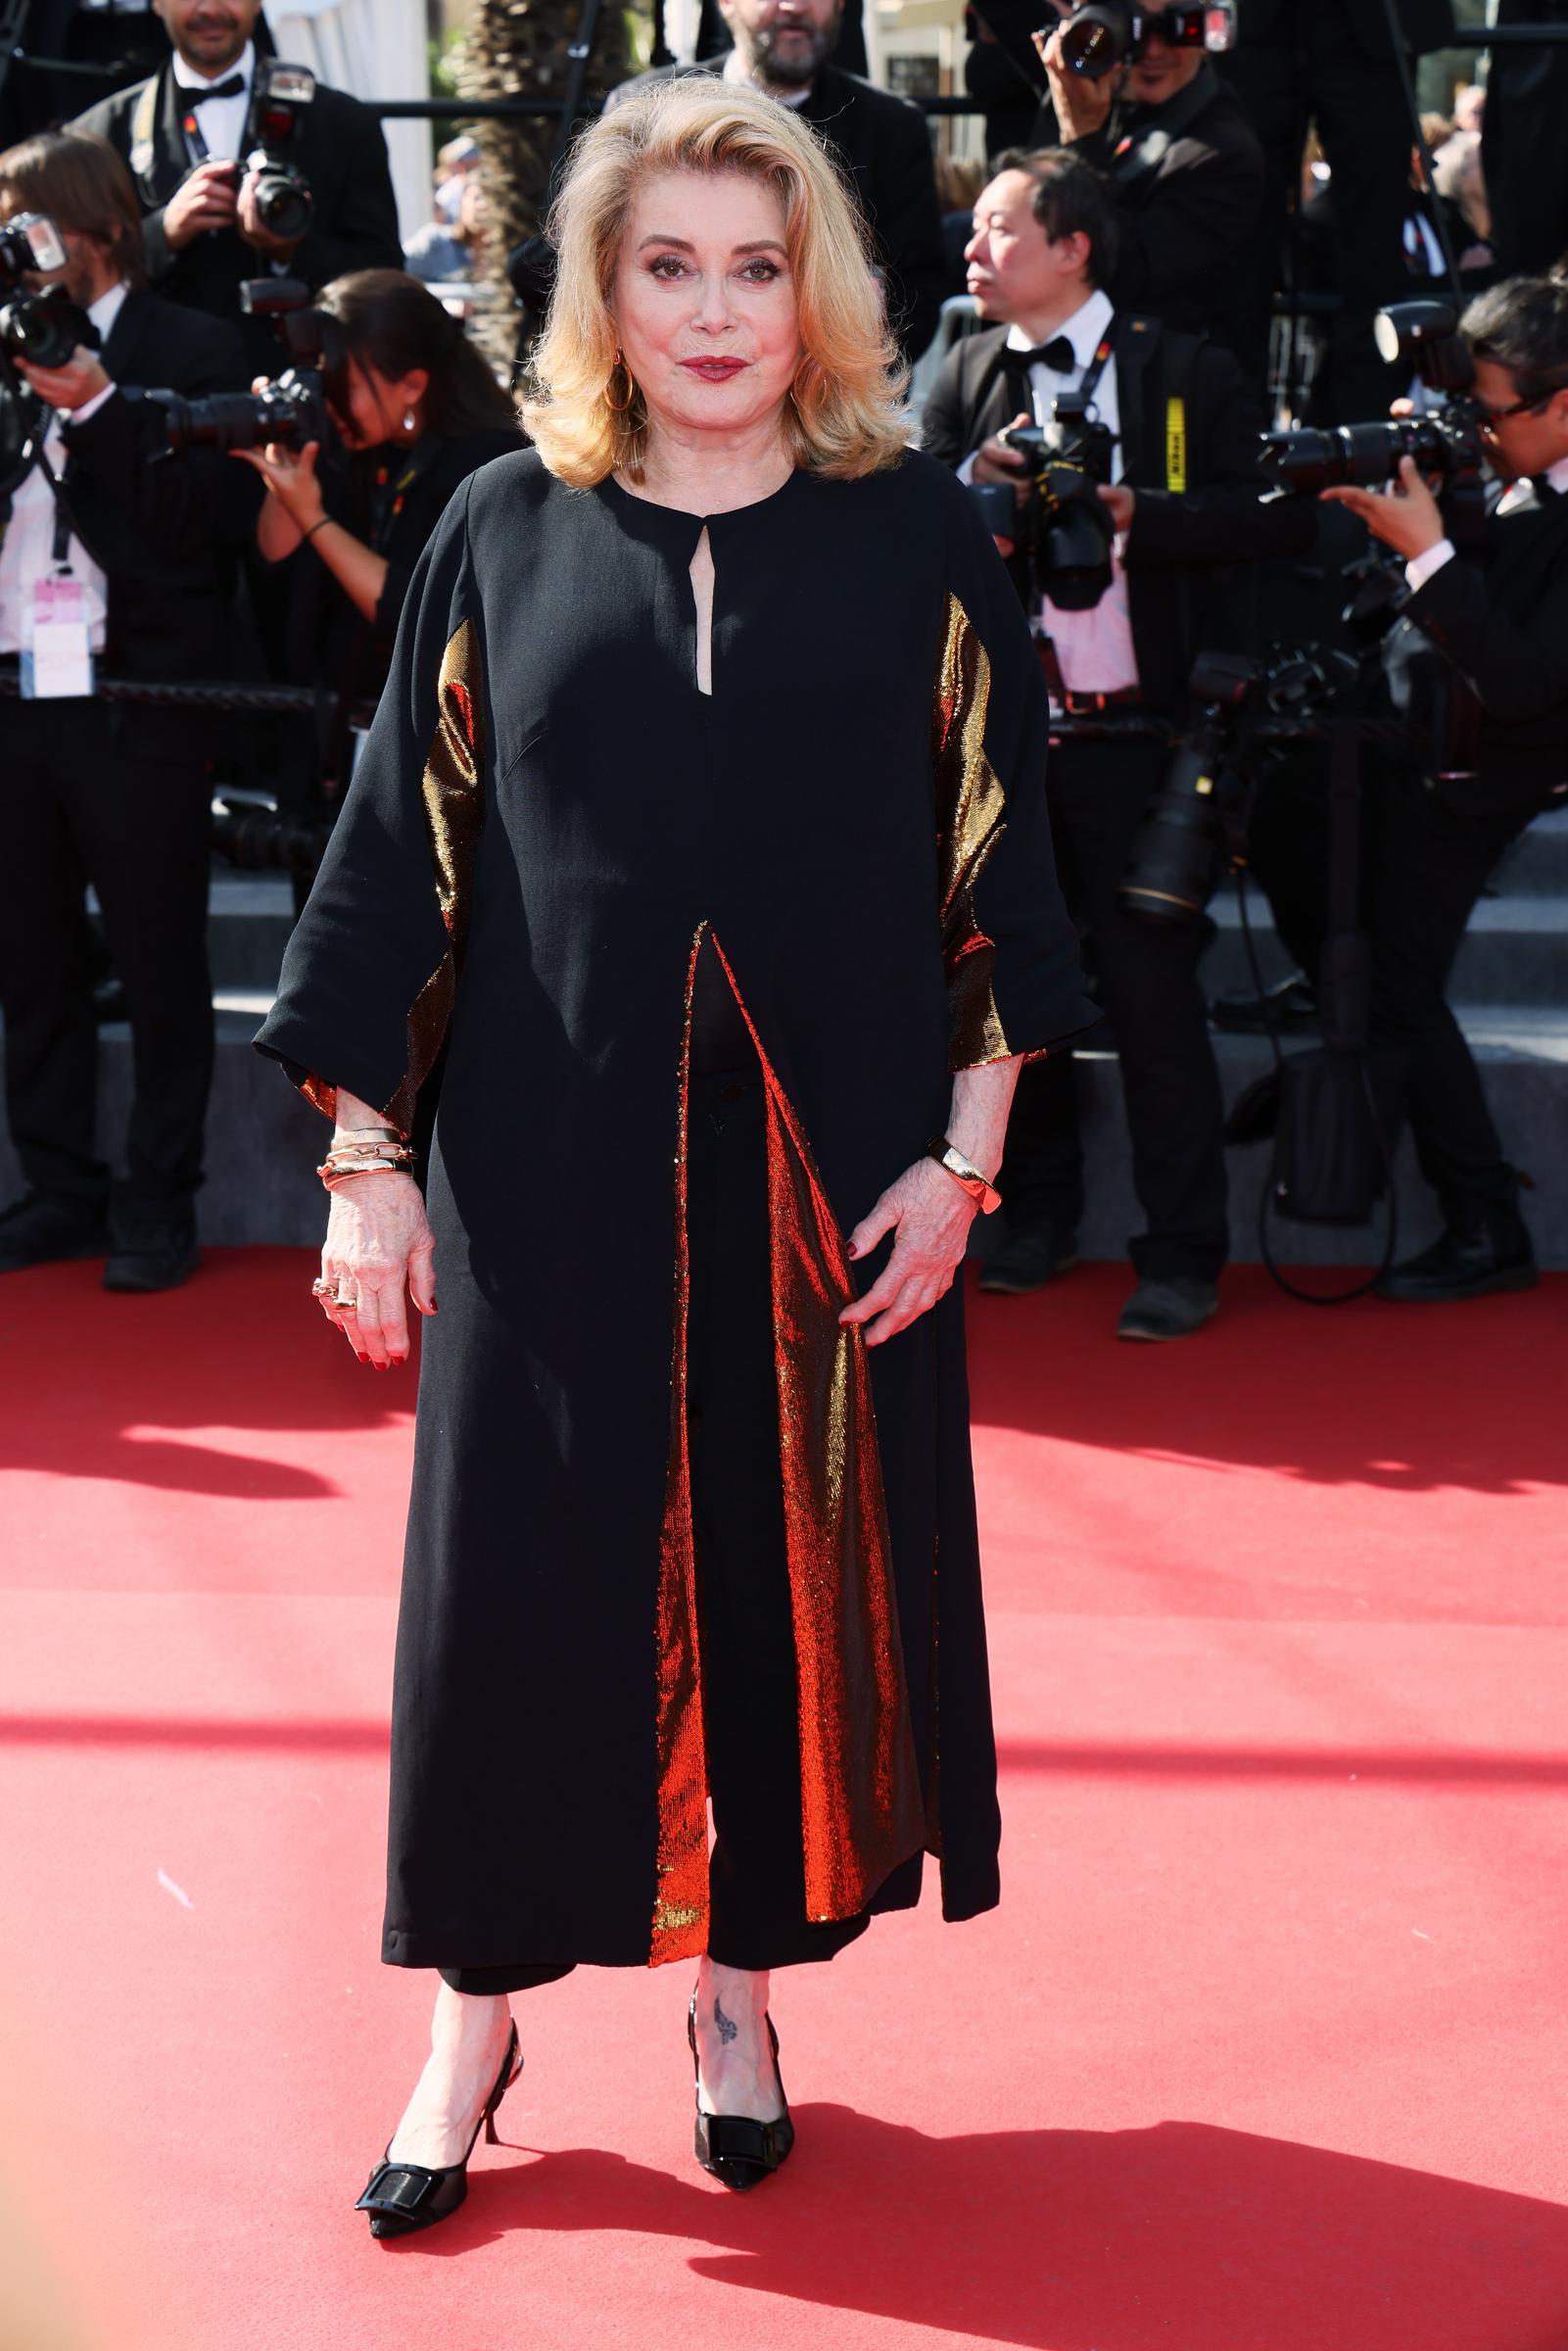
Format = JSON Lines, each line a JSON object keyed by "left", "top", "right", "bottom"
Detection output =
{"left": 927, "top": 1135, "right": 1002, "bottom": 1216}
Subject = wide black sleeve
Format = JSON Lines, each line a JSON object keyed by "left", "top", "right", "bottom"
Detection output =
{"left": 291, "top": 94, "right": 404, "bottom": 287}
{"left": 933, "top": 476, "right": 1094, "bottom": 1067}
{"left": 61, "top": 314, "right": 259, "bottom": 567}
{"left": 875, "top": 103, "right": 948, "bottom": 363}
{"left": 1405, "top": 543, "right": 1568, "bottom": 727}
{"left": 1125, "top": 340, "right": 1317, "bottom": 567}
{"left": 254, "top": 475, "right": 486, "bottom": 1132}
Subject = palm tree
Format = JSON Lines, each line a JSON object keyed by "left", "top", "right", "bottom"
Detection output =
{"left": 456, "top": 0, "right": 629, "bottom": 363}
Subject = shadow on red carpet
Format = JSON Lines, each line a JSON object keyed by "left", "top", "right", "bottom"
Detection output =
{"left": 368, "top": 2110, "right": 1568, "bottom": 2351}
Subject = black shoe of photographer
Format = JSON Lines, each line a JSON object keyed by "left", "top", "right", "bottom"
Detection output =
{"left": 0, "top": 1191, "right": 112, "bottom": 1272}
{"left": 1210, "top": 975, "right": 1319, "bottom": 1035}
{"left": 1374, "top": 1202, "right": 1537, "bottom": 1304}
{"left": 103, "top": 1205, "right": 199, "bottom": 1294}
{"left": 977, "top": 1223, "right": 1081, "bottom": 1296}
{"left": 1117, "top": 1276, "right": 1218, "bottom": 1342}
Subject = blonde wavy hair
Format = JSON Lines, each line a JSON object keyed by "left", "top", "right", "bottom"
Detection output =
{"left": 521, "top": 78, "right": 912, "bottom": 484}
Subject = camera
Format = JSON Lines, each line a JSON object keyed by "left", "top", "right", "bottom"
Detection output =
{"left": 1118, "top": 648, "right": 1354, "bottom": 925}
{"left": 970, "top": 393, "right": 1118, "bottom": 609}
{"left": 211, "top": 789, "right": 335, "bottom": 881}
{"left": 1052, "top": 0, "right": 1236, "bottom": 81}
{"left": 0, "top": 210, "right": 95, "bottom": 370}
{"left": 1259, "top": 300, "right": 1486, "bottom": 499}
{"left": 151, "top": 277, "right": 329, "bottom": 453}
{"left": 232, "top": 61, "right": 317, "bottom": 243}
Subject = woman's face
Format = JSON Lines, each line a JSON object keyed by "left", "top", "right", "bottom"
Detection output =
{"left": 330, "top": 353, "right": 429, "bottom": 451}
{"left": 611, "top": 168, "right": 802, "bottom": 447}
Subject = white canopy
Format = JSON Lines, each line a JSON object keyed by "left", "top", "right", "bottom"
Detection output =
{"left": 268, "top": 0, "right": 432, "bottom": 247}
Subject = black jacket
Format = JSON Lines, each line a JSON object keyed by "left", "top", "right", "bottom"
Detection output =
{"left": 1034, "top": 65, "right": 1265, "bottom": 362}
{"left": 1237, "top": 0, "right": 1456, "bottom": 56}
{"left": 71, "top": 67, "right": 403, "bottom": 374}
{"left": 607, "top": 60, "right": 947, "bottom": 360}
{"left": 53, "top": 286, "right": 256, "bottom": 757}
{"left": 921, "top": 310, "right": 1315, "bottom": 712}
{"left": 1393, "top": 486, "right": 1568, "bottom": 817}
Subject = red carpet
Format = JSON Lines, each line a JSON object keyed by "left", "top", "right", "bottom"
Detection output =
{"left": 2, "top": 1249, "right": 1565, "bottom": 2351}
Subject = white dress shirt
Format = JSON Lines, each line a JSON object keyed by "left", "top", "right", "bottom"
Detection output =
{"left": 958, "top": 288, "right": 1140, "bottom": 696}
{"left": 1406, "top": 448, "right": 1568, "bottom": 595}
{"left": 0, "top": 280, "right": 128, "bottom": 656}
{"left": 170, "top": 37, "right": 256, "bottom": 164}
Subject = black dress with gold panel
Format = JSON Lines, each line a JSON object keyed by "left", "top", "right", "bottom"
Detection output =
{"left": 255, "top": 446, "right": 1090, "bottom": 1976}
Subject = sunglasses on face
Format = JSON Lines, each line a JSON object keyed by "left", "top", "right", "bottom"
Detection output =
{"left": 1477, "top": 393, "right": 1550, "bottom": 435}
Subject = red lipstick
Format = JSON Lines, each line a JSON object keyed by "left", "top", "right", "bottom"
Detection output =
{"left": 681, "top": 358, "right": 747, "bottom": 382}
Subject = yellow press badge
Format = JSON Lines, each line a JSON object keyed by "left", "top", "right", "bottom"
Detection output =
{"left": 1165, "top": 398, "right": 1188, "bottom": 494}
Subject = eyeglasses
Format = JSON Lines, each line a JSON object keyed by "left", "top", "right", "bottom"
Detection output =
{"left": 1477, "top": 393, "right": 1550, "bottom": 435}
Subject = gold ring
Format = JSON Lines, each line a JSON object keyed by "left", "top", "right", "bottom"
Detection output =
{"left": 310, "top": 1277, "right": 333, "bottom": 1298}
{"left": 335, "top": 1289, "right": 357, "bottom": 1312}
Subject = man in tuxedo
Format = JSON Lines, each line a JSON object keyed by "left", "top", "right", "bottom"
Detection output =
{"left": 0, "top": 128, "right": 256, "bottom": 1288}
{"left": 70, "top": 0, "right": 401, "bottom": 373}
{"left": 1219, "top": 0, "right": 1456, "bottom": 420}
{"left": 609, "top": 0, "right": 947, "bottom": 360}
{"left": 1249, "top": 273, "right": 1568, "bottom": 1302}
{"left": 923, "top": 148, "right": 1313, "bottom": 1339}
{"left": 1023, "top": 0, "right": 1267, "bottom": 364}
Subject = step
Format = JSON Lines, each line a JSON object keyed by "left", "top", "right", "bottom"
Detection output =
{"left": 3, "top": 1010, "right": 1566, "bottom": 1269}
{"left": 1202, "top": 890, "right": 1568, "bottom": 1011}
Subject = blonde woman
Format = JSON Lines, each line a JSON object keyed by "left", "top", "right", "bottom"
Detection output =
{"left": 257, "top": 78, "right": 1089, "bottom": 2237}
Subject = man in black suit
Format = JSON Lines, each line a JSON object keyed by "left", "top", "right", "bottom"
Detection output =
{"left": 1219, "top": 0, "right": 1456, "bottom": 421}
{"left": 608, "top": 0, "right": 947, "bottom": 360}
{"left": 1021, "top": 0, "right": 1267, "bottom": 364}
{"left": 924, "top": 148, "right": 1314, "bottom": 1338}
{"left": 1482, "top": 0, "right": 1568, "bottom": 275}
{"left": 70, "top": 0, "right": 402, "bottom": 373}
{"left": 0, "top": 128, "right": 256, "bottom": 1288}
{"left": 1250, "top": 273, "right": 1568, "bottom": 1302}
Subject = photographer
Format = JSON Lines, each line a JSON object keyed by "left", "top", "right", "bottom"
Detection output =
{"left": 1023, "top": 0, "right": 1266, "bottom": 364}
{"left": 71, "top": 0, "right": 402, "bottom": 373}
{"left": 0, "top": 129, "right": 252, "bottom": 1289}
{"left": 236, "top": 270, "right": 521, "bottom": 709}
{"left": 924, "top": 149, "right": 1313, "bottom": 1339}
{"left": 1250, "top": 276, "right": 1568, "bottom": 1302}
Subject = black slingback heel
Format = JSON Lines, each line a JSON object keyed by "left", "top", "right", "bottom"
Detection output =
{"left": 356, "top": 2020, "right": 522, "bottom": 2239}
{"left": 688, "top": 1990, "right": 795, "bottom": 2192}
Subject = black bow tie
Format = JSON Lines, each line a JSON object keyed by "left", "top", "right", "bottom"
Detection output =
{"left": 1011, "top": 335, "right": 1077, "bottom": 377}
{"left": 190, "top": 73, "right": 246, "bottom": 101}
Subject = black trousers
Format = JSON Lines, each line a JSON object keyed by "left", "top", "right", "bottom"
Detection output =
{"left": 441, "top": 1036, "right": 872, "bottom": 1996}
{"left": 0, "top": 699, "right": 214, "bottom": 1216}
{"left": 1220, "top": 9, "right": 1408, "bottom": 421}
{"left": 1248, "top": 752, "right": 1533, "bottom": 1228}
{"left": 996, "top": 738, "right": 1229, "bottom": 1285}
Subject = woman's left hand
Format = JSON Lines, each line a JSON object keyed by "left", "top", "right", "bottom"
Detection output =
{"left": 1319, "top": 455, "right": 1447, "bottom": 560}
{"left": 230, "top": 434, "right": 324, "bottom": 531}
{"left": 839, "top": 1159, "right": 975, "bottom": 1347}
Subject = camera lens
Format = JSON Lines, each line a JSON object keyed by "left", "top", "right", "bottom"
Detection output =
{"left": 1058, "top": 1, "right": 1134, "bottom": 78}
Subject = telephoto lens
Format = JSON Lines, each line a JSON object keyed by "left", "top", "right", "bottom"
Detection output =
{"left": 152, "top": 370, "right": 325, "bottom": 454}
{"left": 0, "top": 290, "right": 92, "bottom": 369}
{"left": 1117, "top": 727, "right": 1238, "bottom": 923}
{"left": 247, "top": 160, "right": 313, "bottom": 244}
{"left": 1058, "top": 0, "right": 1135, "bottom": 77}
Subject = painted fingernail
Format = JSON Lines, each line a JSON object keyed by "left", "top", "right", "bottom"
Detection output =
{"left": 357, "top": 1352, "right": 369, "bottom": 1363}
{"left": 846, "top": 1243, "right": 858, "bottom": 1259}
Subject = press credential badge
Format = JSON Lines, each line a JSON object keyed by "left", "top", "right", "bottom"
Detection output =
{"left": 23, "top": 572, "right": 94, "bottom": 699}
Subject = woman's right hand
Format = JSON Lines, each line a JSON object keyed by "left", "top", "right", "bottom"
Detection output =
{"left": 317, "top": 1172, "right": 437, "bottom": 1368}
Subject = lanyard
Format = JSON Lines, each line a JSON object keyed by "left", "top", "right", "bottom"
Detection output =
{"left": 1077, "top": 331, "right": 1114, "bottom": 413}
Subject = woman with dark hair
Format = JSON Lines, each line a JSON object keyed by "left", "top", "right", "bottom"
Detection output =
{"left": 236, "top": 267, "right": 522, "bottom": 693}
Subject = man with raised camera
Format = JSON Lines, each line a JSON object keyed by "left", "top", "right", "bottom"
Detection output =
{"left": 923, "top": 148, "right": 1312, "bottom": 1339}
{"left": 71, "top": 0, "right": 402, "bottom": 372}
{"left": 1019, "top": 0, "right": 1266, "bottom": 364}
{"left": 1252, "top": 275, "right": 1568, "bottom": 1302}
{"left": 0, "top": 128, "right": 252, "bottom": 1289}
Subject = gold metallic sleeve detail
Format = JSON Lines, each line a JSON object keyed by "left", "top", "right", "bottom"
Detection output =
{"left": 710, "top": 936, "right": 926, "bottom": 1925}
{"left": 300, "top": 1073, "right": 338, "bottom": 1124}
{"left": 933, "top": 592, "right": 1011, "bottom": 1071}
{"left": 376, "top": 617, "right": 488, "bottom": 1137}
{"left": 648, "top": 926, "right": 711, "bottom": 1965}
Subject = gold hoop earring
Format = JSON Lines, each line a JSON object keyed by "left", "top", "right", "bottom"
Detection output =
{"left": 604, "top": 352, "right": 636, "bottom": 414}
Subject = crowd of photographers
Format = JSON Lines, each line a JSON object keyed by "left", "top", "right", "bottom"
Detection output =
{"left": 0, "top": 0, "right": 1565, "bottom": 1337}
